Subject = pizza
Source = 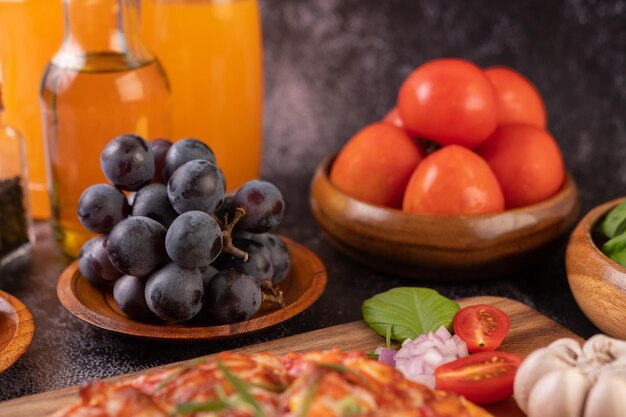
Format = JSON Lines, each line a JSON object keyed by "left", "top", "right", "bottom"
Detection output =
{"left": 51, "top": 349, "right": 492, "bottom": 417}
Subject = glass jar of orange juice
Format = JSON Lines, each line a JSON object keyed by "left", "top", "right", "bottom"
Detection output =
{"left": 0, "top": 0, "right": 64, "bottom": 219}
{"left": 141, "top": 0, "right": 263, "bottom": 190}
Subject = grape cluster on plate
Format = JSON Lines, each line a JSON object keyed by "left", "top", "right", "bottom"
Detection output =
{"left": 77, "top": 135, "right": 290, "bottom": 325}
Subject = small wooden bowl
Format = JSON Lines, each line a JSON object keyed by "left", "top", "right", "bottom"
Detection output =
{"left": 57, "top": 237, "right": 327, "bottom": 341}
{"left": 566, "top": 197, "right": 626, "bottom": 338}
{"left": 310, "top": 155, "right": 580, "bottom": 280}
{"left": 0, "top": 290, "right": 34, "bottom": 372}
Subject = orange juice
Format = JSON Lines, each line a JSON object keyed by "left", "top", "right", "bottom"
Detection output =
{"left": 0, "top": 0, "right": 64, "bottom": 219}
{"left": 142, "top": 0, "right": 263, "bottom": 190}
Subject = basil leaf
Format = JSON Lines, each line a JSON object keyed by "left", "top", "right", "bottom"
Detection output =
{"left": 597, "top": 201, "right": 626, "bottom": 238}
{"left": 362, "top": 287, "right": 459, "bottom": 342}
{"left": 603, "top": 233, "right": 626, "bottom": 267}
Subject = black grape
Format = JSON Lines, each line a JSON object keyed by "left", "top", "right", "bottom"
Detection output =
{"left": 253, "top": 234, "right": 291, "bottom": 285}
{"left": 163, "top": 138, "right": 216, "bottom": 180}
{"left": 81, "top": 236, "right": 122, "bottom": 281}
{"left": 215, "top": 238, "right": 273, "bottom": 283}
{"left": 145, "top": 262, "right": 204, "bottom": 322}
{"left": 199, "top": 265, "right": 219, "bottom": 293}
{"left": 232, "top": 180, "right": 285, "bottom": 233}
{"left": 78, "top": 237, "right": 118, "bottom": 287}
{"left": 167, "top": 160, "right": 224, "bottom": 214}
{"left": 232, "top": 230, "right": 254, "bottom": 240}
{"left": 100, "top": 134, "right": 155, "bottom": 191}
{"left": 165, "top": 211, "right": 223, "bottom": 268}
{"left": 106, "top": 216, "right": 167, "bottom": 277}
{"left": 150, "top": 138, "right": 172, "bottom": 184}
{"left": 204, "top": 269, "right": 261, "bottom": 324}
{"left": 132, "top": 183, "right": 178, "bottom": 228}
{"left": 113, "top": 275, "right": 155, "bottom": 321}
{"left": 77, "top": 184, "right": 130, "bottom": 234}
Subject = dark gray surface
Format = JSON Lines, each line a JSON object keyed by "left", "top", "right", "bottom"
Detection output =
{"left": 0, "top": 0, "right": 625, "bottom": 402}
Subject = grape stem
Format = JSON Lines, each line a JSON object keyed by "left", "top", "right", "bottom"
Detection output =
{"left": 261, "top": 279, "right": 285, "bottom": 307}
{"left": 221, "top": 207, "right": 249, "bottom": 261}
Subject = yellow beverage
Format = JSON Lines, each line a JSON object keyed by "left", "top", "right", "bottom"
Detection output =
{"left": 41, "top": 0, "right": 171, "bottom": 257}
{"left": 142, "top": 0, "right": 263, "bottom": 190}
{"left": 0, "top": 0, "right": 64, "bottom": 219}
{"left": 41, "top": 55, "right": 170, "bottom": 257}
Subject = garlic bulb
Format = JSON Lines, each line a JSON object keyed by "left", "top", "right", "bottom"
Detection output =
{"left": 514, "top": 335, "right": 626, "bottom": 417}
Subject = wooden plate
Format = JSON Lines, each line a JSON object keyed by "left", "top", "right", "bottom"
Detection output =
{"left": 57, "top": 237, "right": 327, "bottom": 341}
{"left": 0, "top": 290, "right": 34, "bottom": 372}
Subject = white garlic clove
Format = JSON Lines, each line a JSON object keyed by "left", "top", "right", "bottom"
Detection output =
{"left": 527, "top": 368, "right": 590, "bottom": 417}
{"left": 583, "top": 372, "right": 626, "bottom": 417}
{"left": 514, "top": 339, "right": 582, "bottom": 413}
{"left": 583, "top": 334, "right": 626, "bottom": 366}
{"left": 599, "top": 362, "right": 626, "bottom": 377}
{"left": 548, "top": 338, "right": 583, "bottom": 364}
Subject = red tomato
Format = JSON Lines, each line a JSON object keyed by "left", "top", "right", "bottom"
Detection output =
{"left": 477, "top": 125, "right": 565, "bottom": 208}
{"left": 435, "top": 351, "right": 524, "bottom": 404}
{"left": 484, "top": 66, "right": 547, "bottom": 129}
{"left": 397, "top": 58, "right": 498, "bottom": 148}
{"left": 330, "top": 122, "right": 424, "bottom": 208}
{"left": 454, "top": 305, "right": 511, "bottom": 353}
{"left": 383, "top": 107, "right": 405, "bottom": 129}
{"left": 402, "top": 145, "right": 504, "bottom": 215}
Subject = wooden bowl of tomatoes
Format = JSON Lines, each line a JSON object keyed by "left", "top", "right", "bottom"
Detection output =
{"left": 310, "top": 58, "right": 580, "bottom": 280}
{"left": 566, "top": 197, "right": 626, "bottom": 339}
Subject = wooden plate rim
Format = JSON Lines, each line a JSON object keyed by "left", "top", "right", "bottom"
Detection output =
{"left": 56, "top": 237, "right": 327, "bottom": 341}
{"left": 0, "top": 290, "right": 35, "bottom": 372}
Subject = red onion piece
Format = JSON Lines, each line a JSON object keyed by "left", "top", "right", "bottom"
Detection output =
{"left": 394, "top": 326, "right": 469, "bottom": 389}
{"left": 375, "top": 347, "right": 397, "bottom": 367}
{"left": 435, "top": 326, "right": 452, "bottom": 341}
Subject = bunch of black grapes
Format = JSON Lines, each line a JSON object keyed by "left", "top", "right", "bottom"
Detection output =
{"left": 77, "top": 135, "right": 290, "bottom": 324}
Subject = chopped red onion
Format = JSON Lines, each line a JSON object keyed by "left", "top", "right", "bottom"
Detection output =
{"left": 435, "top": 326, "right": 451, "bottom": 341}
{"left": 374, "top": 346, "right": 397, "bottom": 367}
{"left": 394, "top": 326, "right": 469, "bottom": 389}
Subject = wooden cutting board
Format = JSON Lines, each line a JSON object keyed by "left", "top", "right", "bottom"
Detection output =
{"left": 0, "top": 296, "right": 582, "bottom": 417}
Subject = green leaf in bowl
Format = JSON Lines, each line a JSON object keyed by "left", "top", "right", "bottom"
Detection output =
{"left": 361, "top": 287, "right": 459, "bottom": 342}
{"left": 597, "top": 201, "right": 626, "bottom": 239}
{"left": 603, "top": 233, "right": 626, "bottom": 268}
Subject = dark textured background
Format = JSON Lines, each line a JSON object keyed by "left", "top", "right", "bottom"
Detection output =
{"left": 1, "top": 0, "right": 625, "bottom": 402}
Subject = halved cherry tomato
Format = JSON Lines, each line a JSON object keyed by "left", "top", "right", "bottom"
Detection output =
{"left": 454, "top": 304, "right": 511, "bottom": 353}
{"left": 435, "top": 351, "right": 523, "bottom": 404}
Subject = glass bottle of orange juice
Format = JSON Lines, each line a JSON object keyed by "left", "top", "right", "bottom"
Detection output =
{"left": 141, "top": 0, "right": 263, "bottom": 190}
{"left": 0, "top": 0, "right": 64, "bottom": 219}
{"left": 40, "top": 0, "right": 171, "bottom": 257}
